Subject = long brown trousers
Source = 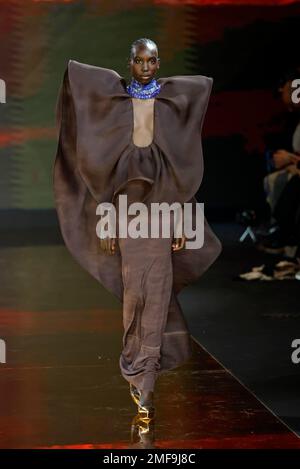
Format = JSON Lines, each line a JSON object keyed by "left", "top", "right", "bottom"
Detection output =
{"left": 115, "top": 180, "right": 192, "bottom": 392}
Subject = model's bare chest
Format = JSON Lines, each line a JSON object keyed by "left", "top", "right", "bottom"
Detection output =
{"left": 131, "top": 98, "right": 155, "bottom": 148}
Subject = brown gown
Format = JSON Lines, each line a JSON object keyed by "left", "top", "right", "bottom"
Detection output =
{"left": 53, "top": 60, "right": 222, "bottom": 392}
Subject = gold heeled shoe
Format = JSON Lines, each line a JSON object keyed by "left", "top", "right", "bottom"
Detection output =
{"left": 130, "top": 414, "right": 155, "bottom": 448}
{"left": 129, "top": 383, "right": 141, "bottom": 406}
{"left": 130, "top": 384, "right": 155, "bottom": 421}
{"left": 137, "top": 403, "right": 155, "bottom": 421}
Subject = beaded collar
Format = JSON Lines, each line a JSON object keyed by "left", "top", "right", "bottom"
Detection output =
{"left": 126, "top": 77, "right": 161, "bottom": 99}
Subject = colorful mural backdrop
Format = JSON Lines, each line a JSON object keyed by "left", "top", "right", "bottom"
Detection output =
{"left": 0, "top": 0, "right": 299, "bottom": 212}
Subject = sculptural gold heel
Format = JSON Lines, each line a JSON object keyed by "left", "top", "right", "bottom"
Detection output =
{"left": 129, "top": 383, "right": 141, "bottom": 406}
{"left": 130, "top": 414, "right": 155, "bottom": 447}
{"left": 137, "top": 403, "right": 155, "bottom": 421}
{"left": 130, "top": 383, "right": 155, "bottom": 421}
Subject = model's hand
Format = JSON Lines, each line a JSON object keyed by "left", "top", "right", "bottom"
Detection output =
{"left": 172, "top": 235, "right": 186, "bottom": 251}
{"left": 98, "top": 210, "right": 117, "bottom": 255}
{"left": 286, "top": 164, "right": 300, "bottom": 177}
{"left": 273, "top": 149, "right": 299, "bottom": 169}
{"left": 99, "top": 236, "right": 117, "bottom": 255}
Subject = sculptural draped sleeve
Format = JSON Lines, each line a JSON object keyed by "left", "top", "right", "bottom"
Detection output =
{"left": 53, "top": 59, "right": 222, "bottom": 302}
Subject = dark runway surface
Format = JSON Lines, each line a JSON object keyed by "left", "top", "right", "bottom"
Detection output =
{"left": 0, "top": 223, "right": 299, "bottom": 448}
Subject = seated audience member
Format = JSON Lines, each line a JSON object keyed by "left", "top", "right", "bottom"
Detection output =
{"left": 259, "top": 169, "right": 300, "bottom": 257}
{"left": 263, "top": 69, "right": 300, "bottom": 219}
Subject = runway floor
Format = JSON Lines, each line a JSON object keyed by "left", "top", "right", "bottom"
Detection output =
{"left": 0, "top": 231, "right": 299, "bottom": 449}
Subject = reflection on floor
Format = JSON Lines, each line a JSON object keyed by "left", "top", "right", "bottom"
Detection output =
{"left": 0, "top": 243, "right": 299, "bottom": 449}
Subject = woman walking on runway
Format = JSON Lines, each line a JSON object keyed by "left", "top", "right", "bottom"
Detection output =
{"left": 53, "top": 38, "right": 222, "bottom": 422}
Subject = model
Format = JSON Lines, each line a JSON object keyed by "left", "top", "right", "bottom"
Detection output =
{"left": 53, "top": 38, "right": 222, "bottom": 422}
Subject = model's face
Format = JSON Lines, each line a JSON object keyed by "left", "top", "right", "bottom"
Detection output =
{"left": 128, "top": 45, "right": 160, "bottom": 85}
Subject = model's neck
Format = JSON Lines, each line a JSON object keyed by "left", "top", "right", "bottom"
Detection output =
{"left": 126, "top": 77, "right": 161, "bottom": 99}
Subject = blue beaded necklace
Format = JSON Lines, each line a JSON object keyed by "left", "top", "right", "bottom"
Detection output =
{"left": 126, "top": 77, "right": 161, "bottom": 99}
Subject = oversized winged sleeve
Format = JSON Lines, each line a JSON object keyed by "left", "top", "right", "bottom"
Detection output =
{"left": 52, "top": 60, "right": 222, "bottom": 300}
{"left": 52, "top": 60, "right": 124, "bottom": 301}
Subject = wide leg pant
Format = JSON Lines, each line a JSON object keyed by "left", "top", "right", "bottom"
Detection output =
{"left": 115, "top": 180, "right": 192, "bottom": 393}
